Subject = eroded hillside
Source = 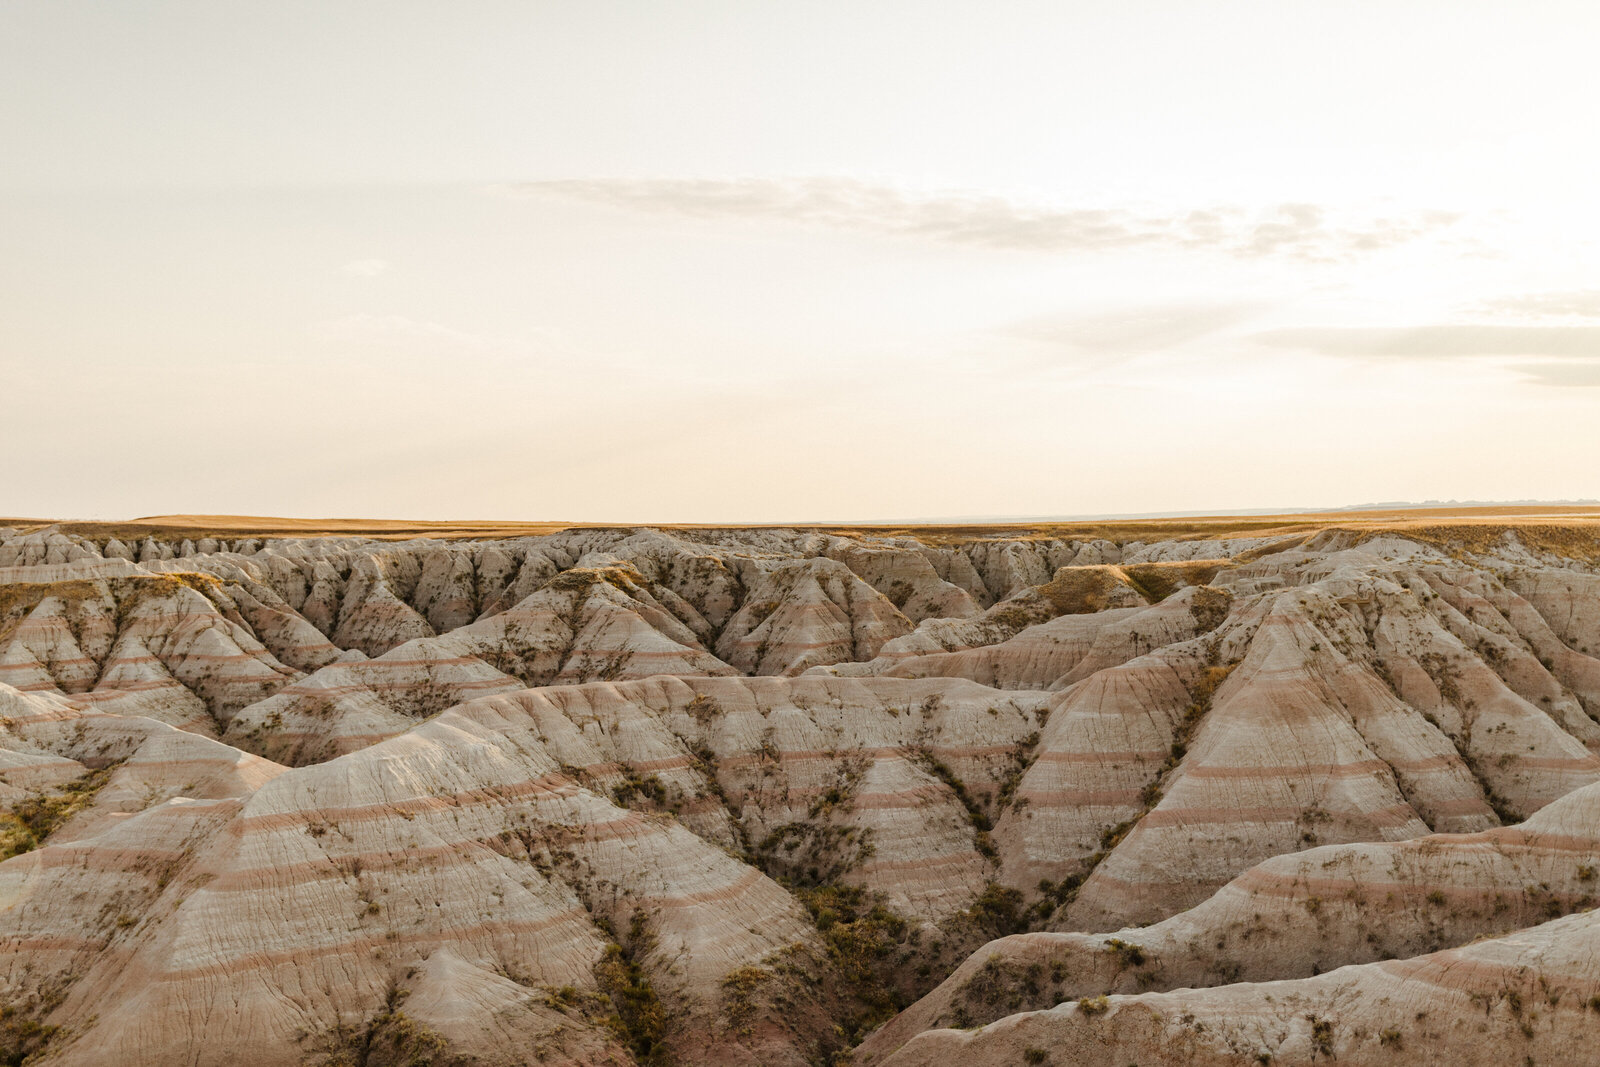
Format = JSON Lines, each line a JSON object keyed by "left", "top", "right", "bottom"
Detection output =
{"left": 4, "top": 514, "right": 1600, "bottom": 1065}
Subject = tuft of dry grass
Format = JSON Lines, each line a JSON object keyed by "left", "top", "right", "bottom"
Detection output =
{"left": 0, "top": 579, "right": 102, "bottom": 623}
{"left": 0, "top": 765, "right": 119, "bottom": 860}
{"left": 1036, "top": 567, "right": 1135, "bottom": 614}
{"left": 1035, "top": 559, "right": 1231, "bottom": 613}
{"left": 0, "top": 573, "right": 228, "bottom": 645}
{"left": 1373, "top": 522, "right": 1600, "bottom": 562}
{"left": 1120, "top": 560, "right": 1232, "bottom": 602}
{"left": 0, "top": 579, "right": 107, "bottom": 645}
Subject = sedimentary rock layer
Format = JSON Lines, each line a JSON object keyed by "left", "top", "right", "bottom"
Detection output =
{"left": 4, "top": 518, "right": 1600, "bottom": 1065}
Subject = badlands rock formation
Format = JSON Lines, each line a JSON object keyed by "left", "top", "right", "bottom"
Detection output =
{"left": 2, "top": 513, "right": 1600, "bottom": 1065}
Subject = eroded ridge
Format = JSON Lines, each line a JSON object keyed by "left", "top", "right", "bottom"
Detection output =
{"left": 5, "top": 516, "right": 1600, "bottom": 1064}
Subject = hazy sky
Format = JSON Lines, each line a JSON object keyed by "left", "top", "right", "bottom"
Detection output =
{"left": 5, "top": 1, "right": 1598, "bottom": 522}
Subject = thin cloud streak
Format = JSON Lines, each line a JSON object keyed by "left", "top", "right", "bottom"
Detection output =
{"left": 500, "top": 177, "right": 1457, "bottom": 261}
{"left": 1518, "top": 362, "right": 1600, "bottom": 387}
{"left": 1253, "top": 324, "right": 1600, "bottom": 388}
{"left": 1473, "top": 289, "right": 1600, "bottom": 318}
{"left": 1253, "top": 325, "right": 1600, "bottom": 359}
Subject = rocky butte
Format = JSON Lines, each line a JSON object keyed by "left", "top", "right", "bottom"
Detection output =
{"left": 3, "top": 507, "right": 1600, "bottom": 1065}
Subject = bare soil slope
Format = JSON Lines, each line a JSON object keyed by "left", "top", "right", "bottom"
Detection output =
{"left": 3, "top": 512, "right": 1600, "bottom": 1065}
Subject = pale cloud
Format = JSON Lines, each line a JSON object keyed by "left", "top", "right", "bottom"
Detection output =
{"left": 1517, "top": 362, "right": 1600, "bottom": 387}
{"left": 1251, "top": 324, "right": 1600, "bottom": 387}
{"left": 1472, "top": 289, "right": 1600, "bottom": 318}
{"left": 1252, "top": 325, "right": 1600, "bottom": 359}
{"left": 500, "top": 178, "right": 1458, "bottom": 262}
{"left": 340, "top": 258, "right": 391, "bottom": 277}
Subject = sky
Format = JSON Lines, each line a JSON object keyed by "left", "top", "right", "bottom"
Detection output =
{"left": 4, "top": 0, "right": 1598, "bottom": 522}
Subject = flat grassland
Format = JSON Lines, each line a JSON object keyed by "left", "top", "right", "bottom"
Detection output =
{"left": 7, "top": 505, "right": 1600, "bottom": 549}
